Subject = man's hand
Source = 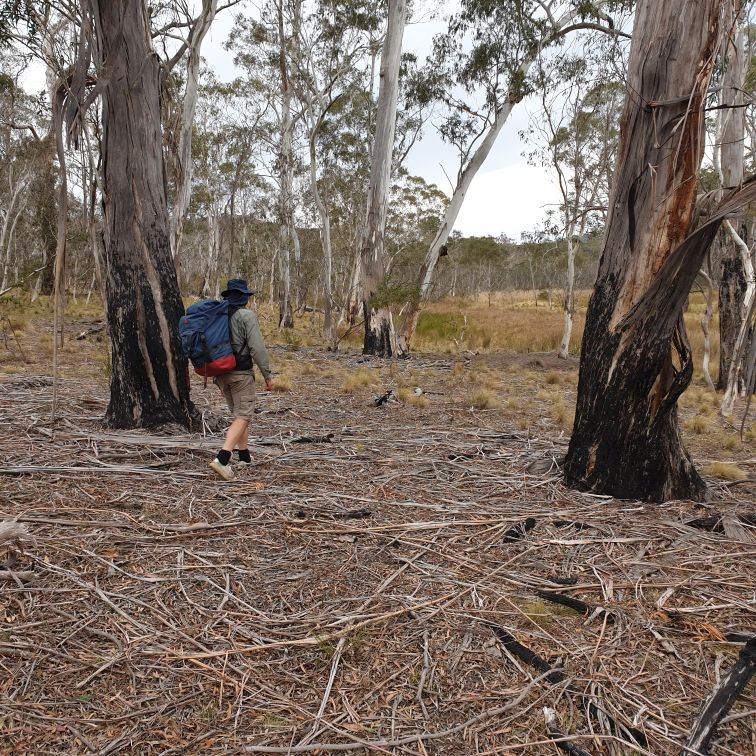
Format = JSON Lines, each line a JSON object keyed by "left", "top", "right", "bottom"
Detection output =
{"left": 265, "top": 378, "right": 274, "bottom": 391}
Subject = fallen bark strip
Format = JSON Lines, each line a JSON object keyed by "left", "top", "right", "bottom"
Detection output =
{"left": 0, "top": 465, "right": 206, "bottom": 478}
{"left": 0, "top": 570, "right": 34, "bottom": 583}
{"left": 536, "top": 590, "right": 615, "bottom": 624}
{"left": 157, "top": 592, "right": 458, "bottom": 661}
{"left": 489, "top": 624, "right": 648, "bottom": 748}
{"left": 291, "top": 433, "right": 335, "bottom": 444}
{"left": 681, "top": 636, "right": 756, "bottom": 755}
{"left": 503, "top": 517, "right": 537, "bottom": 543}
{"left": 544, "top": 707, "right": 593, "bottom": 756}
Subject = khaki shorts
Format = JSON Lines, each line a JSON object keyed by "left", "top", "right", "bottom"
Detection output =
{"left": 214, "top": 372, "right": 256, "bottom": 421}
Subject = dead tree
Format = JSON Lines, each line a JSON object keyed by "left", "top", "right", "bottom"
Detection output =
{"left": 564, "top": 0, "right": 748, "bottom": 502}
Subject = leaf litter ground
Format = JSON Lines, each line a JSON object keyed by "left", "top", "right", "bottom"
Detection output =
{"left": 0, "top": 332, "right": 754, "bottom": 755}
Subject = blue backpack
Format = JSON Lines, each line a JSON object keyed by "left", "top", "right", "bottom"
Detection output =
{"left": 179, "top": 299, "right": 237, "bottom": 380}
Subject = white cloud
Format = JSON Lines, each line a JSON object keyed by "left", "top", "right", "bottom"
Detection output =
{"left": 454, "top": 164, "right": 563, "bottom": 240}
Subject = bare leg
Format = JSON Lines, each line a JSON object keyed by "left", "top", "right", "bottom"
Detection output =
{"left": 222, "top": 419, "right": 250, "bottom": 453}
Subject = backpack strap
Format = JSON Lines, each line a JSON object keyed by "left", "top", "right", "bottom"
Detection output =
{"left": 227, "top": 306, "right": 253, "bottom": 371}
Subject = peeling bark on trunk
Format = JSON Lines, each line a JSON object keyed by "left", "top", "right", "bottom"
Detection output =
{"left": 93, "top": 0, "right": 195, "bottom": 429}
{"left": 564, "top": 0, "right": 737, "bottom": 503}
{"left": 276, "top": 0, "right": 297, "bottom": 330}
{"left": 359, "top": 0, "right": 405, "bottom": 357}
{"left": 717, "top": 23, "right": 748, "bottom": 391}
{"left": 558, "top": 236, "right": 576, "bottom": 359}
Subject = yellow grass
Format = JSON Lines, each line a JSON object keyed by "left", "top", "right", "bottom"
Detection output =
{"left": 684, "top": 416, "right": 711, "bottom": 435}
{"left": 702, "top": 462, "right": 747, "bottom": 481}
{"left": 271, "top": 374, "right": 293, "bottom": 392}
{"left": 408, "top": 394, "right": 429, "bottom": 408}
{"left": 341, "top": 368, "right": 375, "bottom": 394}
{"left": 470, "top": 389, "right": 500, "bottom": 410}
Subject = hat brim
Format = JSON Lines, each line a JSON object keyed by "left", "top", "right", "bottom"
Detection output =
{"left": 222, "top": 288, "right": 255, "bottom": 297}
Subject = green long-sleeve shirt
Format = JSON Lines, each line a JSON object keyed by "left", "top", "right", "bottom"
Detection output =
{"left": 229, "top": 308, "right": 271, "bottom": 381}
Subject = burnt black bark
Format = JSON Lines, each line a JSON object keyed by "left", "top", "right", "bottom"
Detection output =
{"left": 94, "top": 0, "right": 195, "bottom": 429}
{"left": 564, "top": 0, "right": 738, "bottom": 502}
{"left": 363, "top": 304, "right": 394, "bottom": 358}
{"left": 717, "top": 249, "right": 749, "bottom": 390}
{"left": 682, "top": 637, "right": 756, "bottom": 755}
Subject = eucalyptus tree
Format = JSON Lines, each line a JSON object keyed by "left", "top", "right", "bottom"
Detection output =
{"left": 564, "top": 0, "right": 756, "bottom": 502}
{"left": 312, "top": 85, "right": 373, "bottom": 319}
{"left": 525, "top": 57, "right": 622, "bottom": 357}
{"left": 290, "top": 0, "right": 376, "bottom": 344}
{"left": 14, "top": 0, "right": 197, "bottom": 428}
{"left": 717, "top": 15, "right": 754, "bottom": 414}
{"left": 359, "top": 0, "right": 406, "bottom": 356}
{"left": 153, "top": 0, "right": 222, "bottom": 262}
{"left": 396, "top": 0, "right": 632, "bottom": 356}
{"left": 227, "top": 0, "right": 309, "bottom": 329}
{"left": 0, "top": 66, "right": 34, "bottom": 293}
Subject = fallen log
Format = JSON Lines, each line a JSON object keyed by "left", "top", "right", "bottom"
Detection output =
{"left": 681, "top": 636, "right": 756, "bottom": 755}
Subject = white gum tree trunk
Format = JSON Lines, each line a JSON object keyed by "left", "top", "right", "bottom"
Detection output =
{"left": 359, "top": 0, "right": 406, "bottom": 357}
{"left": 170, "top": 0, "right": 219, "bottom": 263}
{"left": 397, "top": 5, "right": 617, "bottom": 356}
{"left": 721, "top": 220, "right": 755, "bottom": 415}
{"left": 558, "top": 235, "right": 576, "bottom": 359}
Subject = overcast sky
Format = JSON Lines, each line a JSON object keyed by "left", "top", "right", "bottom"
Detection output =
{"left": 20, "top": 3, "right": 563, "bottom": 241}
{"left": 201, "top": 8, "right": 562, "bottom": 240}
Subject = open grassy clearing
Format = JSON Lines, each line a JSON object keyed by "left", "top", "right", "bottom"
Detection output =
{"left": 0, "top": 295, "right": 754, "bottom": 754}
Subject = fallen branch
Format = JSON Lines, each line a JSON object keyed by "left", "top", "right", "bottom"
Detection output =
{"left": 489, "top": 624, "right": 647, "bottom": 747}
{"left": 536, "top": 590, "right": 615, "bottom": 623}
{"left": 681, "top": 636, "right": 756, "bottom": 755}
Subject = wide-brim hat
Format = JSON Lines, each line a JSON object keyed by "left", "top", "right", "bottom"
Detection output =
{"left": 221, "top": 278, "right": 255, "bottom": 297}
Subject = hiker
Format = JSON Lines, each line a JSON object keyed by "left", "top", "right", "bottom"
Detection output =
{"left": 209, "top": 279, "right": 273, "bottom": 480}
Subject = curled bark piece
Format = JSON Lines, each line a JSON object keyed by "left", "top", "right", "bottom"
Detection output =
{"left": 536, "top": 590, "right": 615, "bottom": 624}
{"left": 682, "top": 636, "right": 756, "bottom": 755}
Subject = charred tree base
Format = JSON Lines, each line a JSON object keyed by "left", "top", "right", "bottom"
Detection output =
{"left": 105, "top": 394, "right": 200, "bottom": 431}
{"left": 363, "top": 304, "right": 395, "bottom": 358}
{"left": 565, "top": 411, "right": 707, "bottom": 502}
